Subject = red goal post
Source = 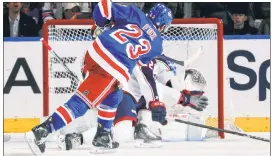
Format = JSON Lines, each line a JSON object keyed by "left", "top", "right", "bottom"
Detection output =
{"left": 42, "top": 18, "right": 224, "bottom": 138}
{"left": 42, "top": 19, "right": 95, "bottom": 116}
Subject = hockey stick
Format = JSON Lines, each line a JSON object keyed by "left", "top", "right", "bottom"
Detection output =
{"left": 41, "top": 38, "right": 79, "bottom": 81}
{"left": 174, "top": 119, "right": 270, "bottom": 142}
{"left": 163, "top": 45, "right": 203, "bottom": 67}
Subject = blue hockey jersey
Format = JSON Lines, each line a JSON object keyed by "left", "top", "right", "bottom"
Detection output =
{"left": 88, "top": 0, "right": 163, "bottom": 86}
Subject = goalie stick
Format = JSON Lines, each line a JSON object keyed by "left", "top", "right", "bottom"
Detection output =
{"left": 174, "top": 119, "right": 270, "bottom": 142}
{"left": 41, "top": 38, "right": 80, "bottom": 81}
{"left": 163, "top": 45, "right": 203, "bottom": 67}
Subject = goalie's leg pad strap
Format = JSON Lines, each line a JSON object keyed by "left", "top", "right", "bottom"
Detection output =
{"left": 97, "top": 89, "right": 123, "bottom": 130}
{"left": 51, "top": 94, "right": 89, "bottom": 131}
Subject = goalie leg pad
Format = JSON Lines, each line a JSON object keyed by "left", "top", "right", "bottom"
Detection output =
{"left": 113, "top": 120, "right": 135, "bottom": 143}
{"left": 112, "top": 93, "right": 137, "bottom": 143}
{"left": 138, "top": 110, "right": 152, "bottom": 127}
{"left": 186, "top": 114, "right": 207, "bottom": 141}
{"left": 51, "top": 95, "right": 89, "bottom": 132}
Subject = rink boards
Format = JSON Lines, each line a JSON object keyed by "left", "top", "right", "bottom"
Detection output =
{"left": 3, "top": 35, "right": 270, "bottom": 133}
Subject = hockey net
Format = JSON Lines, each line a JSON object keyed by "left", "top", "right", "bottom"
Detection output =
{"left": 43, "top": 19, "right": 236, "bottom": 139}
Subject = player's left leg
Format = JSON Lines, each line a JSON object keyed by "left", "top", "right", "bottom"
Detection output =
{"left": 57, "top": 91, "right": 137, "bottom": 150}
{"left": 91, "top": 88, "right": 123, "bottom": 150}
{"left": 56, "top": 89, "right": 124, "bottom": 152}
{"left": 25, "top": 52, "right": 122, "bottom": 154}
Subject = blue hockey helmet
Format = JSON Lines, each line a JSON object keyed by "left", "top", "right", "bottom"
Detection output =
{"left": 147, "top": 3, "right": 173, "bottom": 33}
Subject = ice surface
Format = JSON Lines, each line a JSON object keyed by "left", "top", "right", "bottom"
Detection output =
{"left": 4, "top": 133, "right": 270, "bottom": 156}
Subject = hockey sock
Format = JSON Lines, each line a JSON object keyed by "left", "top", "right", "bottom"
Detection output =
{"left": 97, "top": 104, "right": 117, "bottom": 131}
{"left": 49, "top": 94, "right": 90, "bottom": 132}
{"left": 97, "top": 89, "right": 123, "bottom": 131}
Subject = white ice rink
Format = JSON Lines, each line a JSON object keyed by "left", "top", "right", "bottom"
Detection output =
{"left": 4, "top": 133, "right": 270, "bottom": 156}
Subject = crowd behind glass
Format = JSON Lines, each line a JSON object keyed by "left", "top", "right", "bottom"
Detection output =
{"left": 3, "top": 2, "right": 270, "bottom": 37}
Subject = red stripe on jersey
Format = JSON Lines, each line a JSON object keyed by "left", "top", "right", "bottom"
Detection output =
{"left": 137, "top": 61, "right": 142, "bottom": 67}
{"left": 93, "top": 40, "right": 129, "bottom": 81}
{"left": 57, "top": 106, "right": 72, "bottom": 124}
{"left": 102, "top": 0, "right": 109, "bottom": 18}
{"left": 98, "top": 110, "right": 116, "bottom": 119}
{"left": 137, "top": 60, "right": 147, "bottom": 67}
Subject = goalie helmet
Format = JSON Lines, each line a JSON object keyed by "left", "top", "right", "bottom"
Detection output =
{"left": 147, "top": 3, "right": 173, "bottom": 33}
{"left": 184, "top": 68, "right": 207, "bottom": 91}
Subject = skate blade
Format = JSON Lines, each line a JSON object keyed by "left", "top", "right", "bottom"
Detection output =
{"left": 134, "top": 139, "right": 162, "bottom": 148}
{"left": 90, "top": 147, "right": 117, "bottom": 154}
{"left": 24, "top": 132, "right": 43, "bottom": 156}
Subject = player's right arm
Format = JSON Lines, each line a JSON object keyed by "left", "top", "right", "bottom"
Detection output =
{"left": 133, "top": 62, "right": 167, "bottom": 125}
{"left": 92, "top": 0, "right": 143, "bottom": 27}
{"left": 153, "top": 55, "right": 177, "bottom": 86}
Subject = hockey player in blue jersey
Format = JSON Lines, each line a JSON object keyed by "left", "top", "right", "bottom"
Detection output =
{"left": 25, "top": 1, "right": 173, "bottom": 155}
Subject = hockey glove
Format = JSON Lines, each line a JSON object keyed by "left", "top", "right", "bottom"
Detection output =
{"left": 91, "top": 22, "right": 113, "bottom": 39}
{"left": 179, "top": 90, "right": 208, "bottom": 111}
{"left": 149, "top": 100, "right": 167, "bottom": 125}
{"left": 91, "top": 25, "right": 103, "bottom": 39}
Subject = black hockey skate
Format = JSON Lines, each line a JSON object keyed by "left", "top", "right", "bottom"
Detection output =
{"left": 134, "top": 123, "right": 162, "bottom": 148}
{"left": 91, "top": 124, "right": 119, "bottom": 154}
{"left": 57, "top": 133, "right": 83, "bottom": 150}
{"left": 25, "top": 117, "right": 52, "bottom": 155}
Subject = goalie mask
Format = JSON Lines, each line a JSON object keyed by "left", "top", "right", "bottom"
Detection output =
{"left": 184, "top": 68, "right": 207, "bottom": 91}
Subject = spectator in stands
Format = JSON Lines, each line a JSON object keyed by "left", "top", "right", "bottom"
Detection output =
{"left": 42, "top": 3, "right": 57, "bottom": 21}
{"left": 62, "top": 3, "right": 92, "bottom": 20}
{"left": 194, "top": 3, "right": 233, "bottom": 34}
{"left": 40, "top": 2, "right": 91, "bottom": 21}
{"left": 77, "top": 3, "right": 92, "bottom": 19}
{"left": 4, "top": 2, "right": 39, "bottom": 37}
{"left": 22, "top": 3, "right": 44, "bottom": 32}
{"left": 4, "top": 3, "right": 9, "bottom": 15}
{"left": 62, "top": 3, "right": 82, "bottom": 19}
{"left": 225, "top": 6, "right": 259, "bottom": 35}
{"left": 258, "top": 2, "right": 270, "bottom": 35}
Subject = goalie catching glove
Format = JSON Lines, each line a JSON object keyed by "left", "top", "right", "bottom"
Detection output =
{"left": 179, "top": 90, "right": 208, "bottom": 111}
{"left": 149, "top": 100, "right": 167, "bottom": 125}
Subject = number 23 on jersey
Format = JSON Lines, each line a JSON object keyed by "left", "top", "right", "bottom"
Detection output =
{"left": 110, "top": 24, "right": 151, "bottom": 59}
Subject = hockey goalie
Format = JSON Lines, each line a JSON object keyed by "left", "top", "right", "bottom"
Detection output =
{"left": 55, "top": 54, "right": 209, "bottom": 151}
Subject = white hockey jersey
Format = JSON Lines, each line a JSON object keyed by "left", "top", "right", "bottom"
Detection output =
{"left": 123, "top": 55, "right": 182, "bottom": 108}
{"left": 122, "top": 55, "right": 207, "bottom": 141}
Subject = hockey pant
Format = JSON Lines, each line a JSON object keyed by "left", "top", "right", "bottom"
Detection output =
{"left": 49, "top": 52, "right": 123, "bottom": 132}
{"left": 113, "top": 92, "right": 138, "bottom": 126}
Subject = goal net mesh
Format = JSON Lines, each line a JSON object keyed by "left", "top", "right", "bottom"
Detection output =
{"left": 48, "top": 25, "right": 93, "bottom": 95}
{"left": 45, "top": 20, "right": 239, "bottom": 138}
